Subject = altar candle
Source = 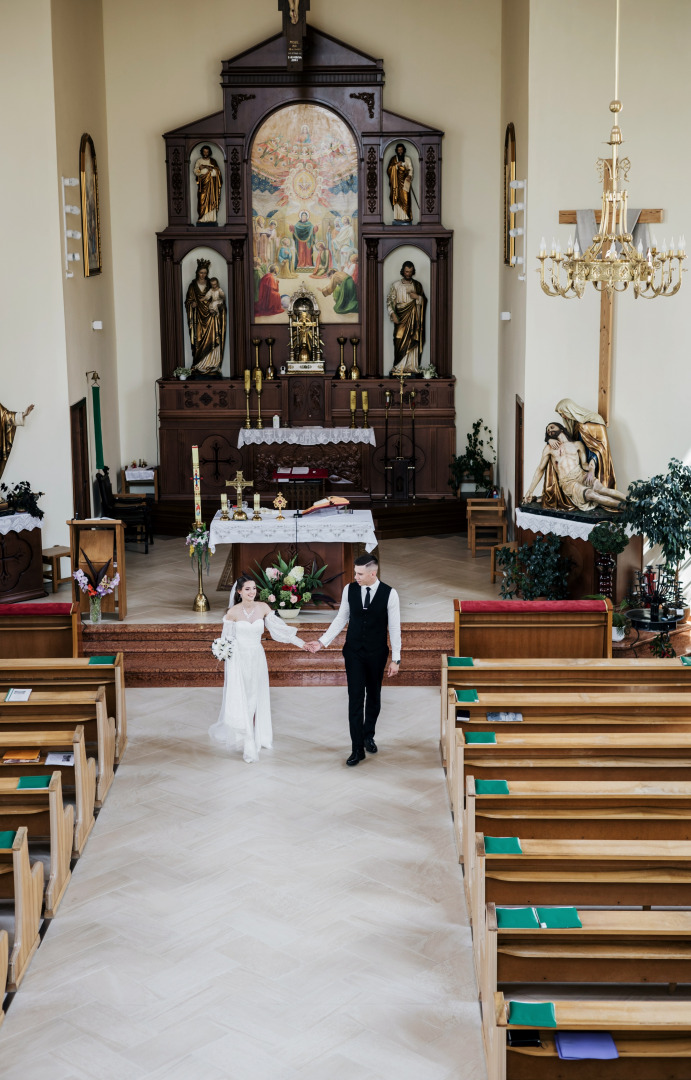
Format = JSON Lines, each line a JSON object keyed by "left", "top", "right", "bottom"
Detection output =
{"left": 220, "top": 493, "right": 227, "bottom": 512}
{"left": 192, "top": 445, "right": 199, "bottom": 466}
{"left": 254, "top": 493, "right": 260, "bottom": 512}
{"left": 244, "top": 369, "right": 251, "bottom": 392}
{"left": 273, "top": 414, "right": 280, "bottom": 429}
{"left": 350, "top": 390, "right": 356, "bottom": 411}
{"left": 254, "top": 368, "right": 262, "bottom": 391}
{"left": 362, "top": 390, "right": 369, "bottom": 411}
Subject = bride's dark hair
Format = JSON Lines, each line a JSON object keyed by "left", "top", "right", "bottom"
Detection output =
{"left": 233, "top": 575, "right": 256, "bottom": 603}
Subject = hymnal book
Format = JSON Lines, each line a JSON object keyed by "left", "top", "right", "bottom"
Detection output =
{"left": 535, "top": 906, "right": 582, "bottom": 929}
{"left": 508, "top": 1000, "right": 557, "bottom": 1028}
{"left": 4, "top": 688, "right": 32, "bottom": 702}
{"left": 448, "top": 656, "right": 474, "bottom": 667}
{"left": 45, "top": 752, "right": 74, "bottom": 766}
{"left": 455, "top": 689, "right": 479, "bottom": 703}
{"left": 486, "top": 711, "right": 523, "bottom": 723}
{"left": 555, "top": 1031, "right": 618, "bottom": 1060}
{"left": 2, "top": 748, "right": 41, "bottom": 763}
{"left": 484, "top": 835, "right": 522, "bottom": 854}
{"left": 475, "top": 779, "right": 510, "bottom": 795}
{"left": 496, "top": 906, "right": 540, "bottom": 929}
{"left": 301, "top": 496, "right": 350, "bottom": 515}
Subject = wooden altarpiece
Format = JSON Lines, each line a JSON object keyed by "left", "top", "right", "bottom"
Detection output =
{"left": 156, "top": 23, "right": 455, "bottom": 530}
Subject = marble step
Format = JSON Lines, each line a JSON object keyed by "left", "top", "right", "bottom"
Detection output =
{"left": 82, "top": 622, "right": 453, "bottom": 687}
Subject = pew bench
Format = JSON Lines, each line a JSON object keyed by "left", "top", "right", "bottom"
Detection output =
{"left": 0, "top": 689, "right": 115, "bottom": 806}
{"left": 0, "top": 728, "right": 95, "bottom": 857}
{"left": 0, "top": 773, "right": 72, "bottom": 917}
{"left": 490, "top": 991, "right": 691, "bottom": 1080}
{"left": 0, "top": 827, "right": 44, "bottom": 990}
{"left": 0, "top": 654, "right": 127, "bottom": 762}
{"left": 0, "top": 602, "right": 82, "bottom": 659}
{"left": 452, "top": 599, "right": 613, "bottom": 660}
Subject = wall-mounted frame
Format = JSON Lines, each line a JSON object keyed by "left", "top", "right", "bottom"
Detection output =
{"left": 504, "top": 123, "right": 516, "bottom": 267}
{"left": 80, "top": 133, "right": 102, "bottom": 277}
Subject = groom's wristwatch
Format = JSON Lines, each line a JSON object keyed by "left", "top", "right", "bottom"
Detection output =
{"left": 392, "top": 659, "right": 400, "bottom": 665}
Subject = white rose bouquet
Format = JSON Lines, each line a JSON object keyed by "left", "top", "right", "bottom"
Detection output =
{"left": 211, "top": 637, "right": 234, "bottom": 662}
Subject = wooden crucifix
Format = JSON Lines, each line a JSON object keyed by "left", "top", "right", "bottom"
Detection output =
{"left": 558, "top": 197, "right": 663, "bottom": 424}
{"left": 278, "top": 0, "right": 310, "bottom": 71}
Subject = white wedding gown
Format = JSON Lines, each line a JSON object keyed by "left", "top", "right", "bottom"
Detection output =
{"left": 209, "top": 613, "right": 305, "bottom": 763}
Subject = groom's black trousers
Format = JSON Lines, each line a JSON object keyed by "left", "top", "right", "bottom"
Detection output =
{"left": 343, "top": 644, "right": 389, "bottom": 752}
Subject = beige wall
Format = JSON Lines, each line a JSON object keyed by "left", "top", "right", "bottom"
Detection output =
{"left": 0, "top": 1, "right": 73, "bottom": 546}
{"left": 101, "top": 0, "right": 503, "bottom": 463}
{"left": 524, "top": 0, "right": 691, "bottom": 498}
{"left": 51, "top": 0, "right": 120, "bottom": 485}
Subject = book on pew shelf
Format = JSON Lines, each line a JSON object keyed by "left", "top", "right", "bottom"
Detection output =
{"left": 682, "top": 656, "right": 691, "bottom": 666}
{"left": 475, "top": 779, "right": 510, "bottom": 795}
{"left": 508, "top": 1001, "right": 557, "bottom": 1028}
{"left": 88, "top": 655, "right": 116, "bottom": 665}
{"left": 455, "top": 689, "right": 479, "bottom": 703}
{"left": 4, "top": 688, "right": 32, "bottom": 702}
{"left": 484, "top": 836, "right": 522, "bottom": 854}
{"left": 16, "top": 776, "right": 51, "bottom": 790}
{"left": 448, "top": 656, "right": 474, "bottom": 667}
{"left": 486, "top": 711, "right": 523, "bottom": 723}
{"left": 2, "top": 748, "right": 41, "bottom": 763}
{"left": 555, "top": 1031, "right": 618, "bottom": 1060}
{"left": 0, "top": 831, "right": 17, "bottom": 849}
{"left": 465, "top": 731, "right": 496, "bottom": 744}
{"left": 44, "top": 752, "right": 74, "bottom": 766}
{"left": 496, "top": 907, "right": 540, "bottom": 929}
{"left": 536, "top": 906, "right": 582, "bottom": 929}
{"left": 507, "top": 1030, "right": 542, "bottom": 1048}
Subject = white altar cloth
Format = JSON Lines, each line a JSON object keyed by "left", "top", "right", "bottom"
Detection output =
{"left": 209, "top": 508, "right": 377, "bottom": 554}
{"left": 125, "top": 468, "right": 155, "bottom": 481}
{"left": 237, "top": 426, "right": 376, "bottom": 449}
{"left": 0, "top": 512, "right": 42, "bottom": 537}
{"left": 516, "top": 508, "right": 618, "bottom": 543}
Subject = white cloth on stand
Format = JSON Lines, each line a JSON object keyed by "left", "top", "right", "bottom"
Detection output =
{"left": 124, "top": 469, "right": 155, "bottom": 481}
{"left": 517, "top": 508, "right": 601, "bottom": 542}
{"left": 209, "top": 613, "right": 305, "bottom": 763}
{"left": 209, "top": 509, "right": 377, "bottom": 553}
{"left": 0, "top": 513, "right": 42, "bottom": 537}
{"left": 237, "top": 426, "right": 376, "bottom": 448}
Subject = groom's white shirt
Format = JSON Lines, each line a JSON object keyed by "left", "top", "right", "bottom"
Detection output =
{"left": 318, "top": 578, "right": 401, "bottom": 662}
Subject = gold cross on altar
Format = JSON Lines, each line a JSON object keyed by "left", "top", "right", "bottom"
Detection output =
{"left": 558, "top": 198, "right": 663, "bottom": 424}
{"left": 225, "top": 470, "right": 253, "bottom": 520}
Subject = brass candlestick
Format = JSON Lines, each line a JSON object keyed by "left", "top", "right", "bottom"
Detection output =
{"left": 243, "top": 368, "right": 252, "bottom": 428}
{"left": 362, "top": 389, "right": 370, "bottom": 429}
{"left": 265, "top": 337, "right": 276, "bottom": 380}
{"left": 349, "top": 390, "right": 357, "bottom": 429}
{"left": 252, "top": 337, "right": 262, "bottom": 371}
{"left": 273, "top": 492, "right": 287, "bottom": 521}
{"left": 337, "top": 335, "right": 347, "bottom": 379}
{"left": 349, "top": 336, "right": 360, "bottom": 380}
{"left": 254, "top": 368, "right": 263, "bottom": 428}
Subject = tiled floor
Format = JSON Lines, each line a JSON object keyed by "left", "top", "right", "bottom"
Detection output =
{"left": 0, "top": 686, "right": 485, "bottom": 1079}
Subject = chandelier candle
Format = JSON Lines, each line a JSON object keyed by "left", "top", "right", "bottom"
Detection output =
{"left": 192, "top": 445, "right": 202, "bottom": 524}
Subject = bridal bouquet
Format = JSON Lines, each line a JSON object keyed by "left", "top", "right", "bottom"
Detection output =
{"left": 252, "top": 552, "right": 333, "bottom": 611}
{"left": 211, "top": 637, "right": 234, "bottom": 662}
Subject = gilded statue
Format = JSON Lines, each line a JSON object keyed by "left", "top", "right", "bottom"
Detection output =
{"left": 293, "top": 308, "right": 319, "bottom": 362}
{"left": 0, "top": 402, "right": 34, "bottom": 481}
{"left": 185, "top": 259, "right": 227, "bottom": 376}
{"left": 192, "top": 145, "right": 223, "bottom": 224}
{"left": 525, "top": 410, "right": 626, "bottom": 512}
{"left": 386, "top": 143, "right": 414, "bottom": 223}
{"left": 387, "top": 261, "right": 427, "bottom": 374}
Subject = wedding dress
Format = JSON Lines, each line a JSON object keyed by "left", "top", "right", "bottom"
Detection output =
{"left": 208, "top": 612, "right": 305, "bottom": 763}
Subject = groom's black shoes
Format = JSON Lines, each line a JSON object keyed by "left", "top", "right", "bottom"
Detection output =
{"left": 364, "top": 738, "right": 378, "bottom": 754}
{"left": 347, "top": 749, "right": 366, "bottom": 766}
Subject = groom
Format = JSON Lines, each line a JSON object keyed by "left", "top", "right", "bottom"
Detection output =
{"left": 306, "top": 554, "right": 401, "bottom": 766}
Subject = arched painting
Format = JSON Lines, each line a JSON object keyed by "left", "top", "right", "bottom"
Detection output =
{"left": 251, "top": 104, "right": 359, "bottom": 323}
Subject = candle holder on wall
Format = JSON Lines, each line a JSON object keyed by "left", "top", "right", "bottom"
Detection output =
{"left": 265, "top": 337, "right": 276, "bottom": 380}
{"left": 349, "top": 337, "right": 360, "bottom": 380}
{"left": 337, "top": 336, "right": 347, "bottom": 379}
{"left": 252, "top": 338, "right": 262, "bottom": 371}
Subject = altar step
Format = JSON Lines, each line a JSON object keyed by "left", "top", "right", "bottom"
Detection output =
{"left": 82, "top": 622, "right": 453, "bottom": 688}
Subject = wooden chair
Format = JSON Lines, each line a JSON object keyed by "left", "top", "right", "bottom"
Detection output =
{"left": 0, "top": 827, "right": 44, "bottom": 991}
{"left": 489, "top": 540, "right": 516, "bottom": 584}
{"left": 0, "top": 727, "right": 95, "bottom": 856}
{"left": 42, "top": 545, "right": 72, "bottom": 593}
{"left": 467, "top": 493, "right": 507, "bottom": 557}
{"left": 0, "top": 772, "right": 73, "bottom": 917}
{"left": 97, "top": 465, "right": 154, "bottom": 553}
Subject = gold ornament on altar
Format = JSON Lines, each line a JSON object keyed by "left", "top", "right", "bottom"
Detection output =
{"left": 538, "top": 0, "right": 686, "bottom": 299}
{"left": 225, "top": 470, "right": 254, "bottom": 520}
{"left": 273, "top": 492, "right": 287, "bottom": 520}
{"left": 287, "top": 288, "right": 324, "bottom": 373}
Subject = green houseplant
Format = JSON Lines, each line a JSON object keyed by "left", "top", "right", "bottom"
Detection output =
{"left": 622, "top": 458, "right": 691, "bottom": 580}
{"left": 449, "top": 419, "right": 497, "bottom": 495}
{"left": 588, "top": 520, "right": 629, "bottom": 599}
{"left": 0, "top": 480, "right": 45, "bottom": 519}
{"left": 495, "top": 534, "right": 571, "bottom": 600}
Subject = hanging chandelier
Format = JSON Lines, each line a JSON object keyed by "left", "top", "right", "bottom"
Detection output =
{"left": 538, "top": 0, "right": 685, "bottom": 299}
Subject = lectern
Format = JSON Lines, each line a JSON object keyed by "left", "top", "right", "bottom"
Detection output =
{"left": 67, "top": 519, "right": 127, "bottom": 619}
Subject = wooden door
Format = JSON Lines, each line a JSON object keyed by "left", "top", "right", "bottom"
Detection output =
{"left": 514, "top": 395, "right": 524, "bottom": 510}
{"left": 70, "top": 398, "right": 91, "bottom": 519}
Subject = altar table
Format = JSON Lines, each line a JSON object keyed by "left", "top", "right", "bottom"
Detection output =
{"left": 237, "top": 427, "right": 376, "bottom": 448}
{"left": 209, "top": 508, "right": 377, "bottom": 604}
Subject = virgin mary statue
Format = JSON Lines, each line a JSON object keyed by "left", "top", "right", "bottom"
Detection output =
{"left": 185, "top": 259, "right": 227, "bottom": 375}
{"left": 554, "top": 398, "right": 617, "bottom": 489}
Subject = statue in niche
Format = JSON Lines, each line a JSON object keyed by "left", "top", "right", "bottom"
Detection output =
{"left": 387, "top": 261, "right": 427, "bottom": 374}
{"left": 386, "top": 143, "right": 414, "bottom": 223}
{"left": 0, "top": 402, "right": 34, "bottom": 481}
{"left": 184, "top": 259, "right": 227, "bottom": 376}
{"left": 193, "top": 145, "right": 223, "bottom": 225}
{"left": 524, "top": 405, "right": 626, "bottom": 512}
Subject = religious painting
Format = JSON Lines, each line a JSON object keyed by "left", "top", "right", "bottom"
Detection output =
{"left": 251, "top": 104, "right": 358, "bottom": 323}
{"left": 80, "top": 133, "right": 101, "bottom": 277}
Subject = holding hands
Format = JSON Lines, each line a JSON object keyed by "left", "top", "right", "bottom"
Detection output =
{"left": 304, "top": 640, "right": 322, "bottom": 654}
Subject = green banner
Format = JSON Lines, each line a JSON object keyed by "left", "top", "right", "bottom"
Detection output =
{"left": 92, "top": 385, "right": 104, "bottom": 470}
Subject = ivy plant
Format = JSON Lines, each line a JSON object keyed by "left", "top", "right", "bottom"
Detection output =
{"left": 449, "top": 418, "right": 497, "bottom": 495}
{"left": 495, "top": 534, "right": 571, "bottom": 600}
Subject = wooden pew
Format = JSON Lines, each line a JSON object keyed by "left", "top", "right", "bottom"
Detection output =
{"left": 0, "top": 930, "right": 7, "bottom": 1024}
{"left": 0, "top": 827, "right": 44, "bottom": 991}
{"left": 491, "top": 991, "right": 691, "bottom": 1080}
{"left": 0, "top": 654, "right": 127, "bottom": 762}
{"left": 461, "top": 776, "right": 691, "bottom": 867}
{"left": 0, "top": 728, "right": 95, "bottom": 856}
{"left": 0, "top": 602, "right": 82, "bottom": 659}
{"left": 452, "top": 599, "right": 612, "bottom": 660}
{"left": 0, "top": 689, "right": 115, "bottom": 806}
{"left": 0, "top": 773, "right": 72, "bottom": 917}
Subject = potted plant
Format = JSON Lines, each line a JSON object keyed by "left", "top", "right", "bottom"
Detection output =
{"left": 586, "top": 593, "right": 631, "bottom": 641}
{"left": 588, "top": 520, "right": 629, "bottom": 599}
{"left": 623, "top": 458, "right": 691, "bottom": 584}
{"left": 449, "top": 418, "right": 497, "bottom": 495}
{"left": 420, "top": 363, "right": 437, "bottom": 380}
{"left": 173, "top": 367, "right": 192, "bottom": 381}
{"left": 252, "top": 552, "right": 332, "bottom": 619}
{"left": 0, "top": 480, "right": 45, "bottom": 519}
{"left": 495, "top": 535, "right": 571, "bottom": 600}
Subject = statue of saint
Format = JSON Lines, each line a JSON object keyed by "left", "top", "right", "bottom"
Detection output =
{"left": 193, "top": 146, "right": 223, "bottom": 224}
{"left": 387, "top": 261, "right": 427, "bottom": 374}
{"left": 553, "top": 398, "right": 617, "bottom": 490}
{"left": 525, "top": 421, "right": 627, "bottom": 512}
{"left": 185, "top": 260, "right": 227, "bottom": 375}
{"left": 386, "top": 143, "right": 414, "bottom": 223}
{"left": 0, "top": 402, "right": 34, "bottom": 481}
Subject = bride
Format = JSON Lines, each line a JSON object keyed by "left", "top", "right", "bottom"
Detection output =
{"left": 209, "top": 575, "right": 307, "bottom": 763}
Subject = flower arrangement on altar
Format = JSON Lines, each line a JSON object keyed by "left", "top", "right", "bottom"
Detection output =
{"left": 211, "top": 637, "right": 234, "bottom": 662}
{"left": 252, "top": 552, "right": 332, "bottom": 613}
{"left": 73, "top": 551, "right": 120, "bottom": 623}
{"left": 186, "top": 523, "right": 211, "bottom": 575}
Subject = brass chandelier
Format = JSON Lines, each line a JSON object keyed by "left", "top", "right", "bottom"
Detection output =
{"left": 538, "top": 0, "right": 686, "bottom": 299}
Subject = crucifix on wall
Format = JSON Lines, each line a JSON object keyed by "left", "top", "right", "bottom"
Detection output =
{"left": 278, "top": 0, "right": 310, "bottom": 71}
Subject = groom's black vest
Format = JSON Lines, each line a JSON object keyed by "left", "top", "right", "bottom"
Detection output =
{"left": 344, "top": 581, "right": 391, "bottom": 657}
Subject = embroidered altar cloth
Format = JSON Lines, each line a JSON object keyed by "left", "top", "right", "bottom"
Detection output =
{"left": 237, "top": 427, "right": 376, "bottom": 448}
{"left": 516, "top": 509, "right": 604, "bottom": 543}
{"left": 0, "top": 513, "right": 42, "bottom": 537}
{"left": 209, "top": 509, "right": 377, "bottom": 553}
